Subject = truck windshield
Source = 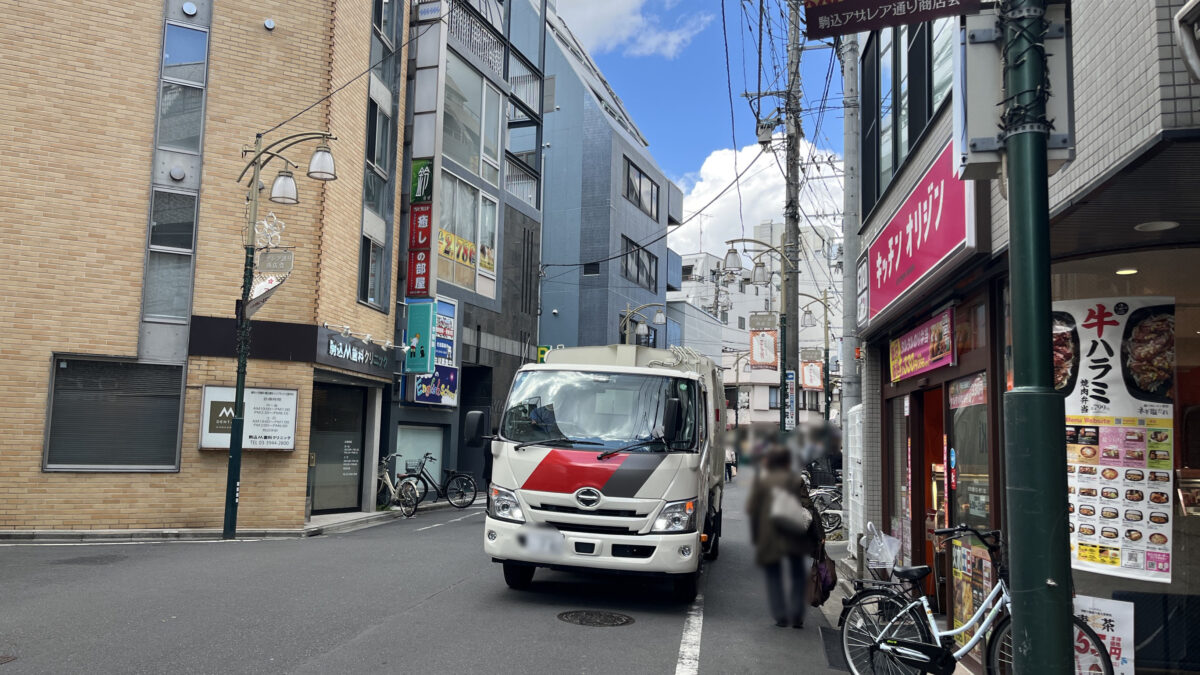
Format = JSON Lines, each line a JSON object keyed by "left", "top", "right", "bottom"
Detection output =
{"left": 500, "top": 370, "right": 697, "bottom": 451}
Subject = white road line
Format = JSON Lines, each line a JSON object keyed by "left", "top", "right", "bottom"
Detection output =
{"left": 675, "top": 591, "right": 705, "bottom": 675}
{"left": 413, "top": 510, "right": 483, "bottom": 531}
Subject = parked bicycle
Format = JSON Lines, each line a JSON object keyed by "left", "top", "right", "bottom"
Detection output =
{"left": 398, "top": 452, "right": 477, "bottom": 510}
{"left": 809, "top": 485, "right": 843, "bottom": 535}
{"left": 375, "top": 452, "right": 418, "bottom": 517}
{"left": 840, "top": 523, "right": 1113, "bottom": 675}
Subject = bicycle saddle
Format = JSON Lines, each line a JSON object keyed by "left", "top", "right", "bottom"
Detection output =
{"left": 892, "top": 565, "right": 932, "bottom": 582}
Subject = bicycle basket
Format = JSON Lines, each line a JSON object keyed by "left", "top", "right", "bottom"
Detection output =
{"left": 863, "top": 522, "right": 901, "bottom": 581}
{"left": 405, "top": 460, "right": 422, "bottom": 472}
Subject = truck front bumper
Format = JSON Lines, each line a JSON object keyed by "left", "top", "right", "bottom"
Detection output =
{"left": 483, "top": 516, "right": 701, "bottom": 575}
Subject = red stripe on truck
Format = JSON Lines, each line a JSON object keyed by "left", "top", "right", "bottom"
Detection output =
{"left": 521, "top": 449, "right": 628, "bottom": 494}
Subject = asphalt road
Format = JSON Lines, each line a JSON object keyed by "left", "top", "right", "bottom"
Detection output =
{"left": 0, "top": 480, "right": 843, "bottom": 674}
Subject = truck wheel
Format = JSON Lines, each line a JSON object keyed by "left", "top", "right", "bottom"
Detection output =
{"left": 703, "top": 511, "right": 721, "bottom": 561}
{"left": 672, "top": 568, "right": 700, "bottom": 603}
{"left": 502, "top": 562, "right": 535, "bottom": 590}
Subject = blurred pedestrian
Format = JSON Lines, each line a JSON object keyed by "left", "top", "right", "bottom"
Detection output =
{"left": 746, "top": 443, "right": 822, "bottom": 629}
{"left": 725, "top": 446, "right": 737, "bottom": 482}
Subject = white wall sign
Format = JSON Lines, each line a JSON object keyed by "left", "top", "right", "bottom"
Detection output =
{"left": 201, "top": 386, "right": 298, "bottom": 450}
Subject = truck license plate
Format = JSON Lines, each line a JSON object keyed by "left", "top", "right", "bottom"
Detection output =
{"left": 520, "top": 526, "right": 565, "bottom": 555}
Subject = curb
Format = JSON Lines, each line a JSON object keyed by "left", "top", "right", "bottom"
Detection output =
{"left": 0, "top": 498, "right": 468, "bottom": 544}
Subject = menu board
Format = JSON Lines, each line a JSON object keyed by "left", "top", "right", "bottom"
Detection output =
{"left": 1056, "top": 297, "right": 1176, "bottom": 583}
{"left": 951, "top": 539, "right": 992, "bottom": 655}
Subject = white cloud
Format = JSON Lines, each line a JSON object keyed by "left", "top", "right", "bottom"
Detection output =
{"left": 671, "top": 137, "right": 844, "bottom": 259}
{"left": 554, "top": 0, "right": 713, "bottom": 59}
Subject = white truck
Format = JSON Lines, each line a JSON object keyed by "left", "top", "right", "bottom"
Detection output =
{"left": 465, "top": 345, "right": 726, "bottom": 601}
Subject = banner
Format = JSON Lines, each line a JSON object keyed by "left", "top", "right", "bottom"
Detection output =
{"left": 414, "top": 365, "right": 459, "bottom": 406}
{"left": 805, "top": 0, "right": 982, "bottom": 40}
{"left": 889, "top": 309, "right": 954, "bottom": 382}
{"left": 403, "top": 301, "right": 436, "bottom": 374}
{"left": 439, "top": 229, "right": 476, "bottom": 266}
{"left": 749, "top": 330, "right": 778, "bottom": 370}
{"left": 1057, "top": 296, "right": 1175, "bottom": 583}
{"left": 801, "top": 361, "right": 824, "bottom": 390}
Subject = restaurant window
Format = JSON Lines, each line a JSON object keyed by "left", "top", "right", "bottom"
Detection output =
{"left": 438, "top": 171, "right": 497, "bottom": 297}
{"left": 45, "top": 358, "right": 182, "bottom": 470}
{"left": 955, "top": 296, "right": 988, "bottom": 362}
{"left": 948, "top": 372, "right": 990, "bottom": 531}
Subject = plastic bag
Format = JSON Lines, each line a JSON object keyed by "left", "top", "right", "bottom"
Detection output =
{"left": 863, "top": 521, "right": 901, "bottom": 568}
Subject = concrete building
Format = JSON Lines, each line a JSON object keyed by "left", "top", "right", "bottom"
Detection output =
{"left": 537, "top": 5, "right": 684, "bottom": 349}
{"left": 844, "top": 3, "right": 1200, "bottom": 668}
{"left": 389, "top": 0, "right": 547, "bottom": 483}
{"left": 0, "top": 0, "right": 411, "bottom": 530}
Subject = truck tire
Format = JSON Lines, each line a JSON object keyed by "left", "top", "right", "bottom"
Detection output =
{"left": 502, "top": 562, "right": 535, "bottom": 590}
{"left": 703, "top": 511, "right": 721, "bottom": 561}
{"left": 672, "top": 568, "right": 700, "bottom": 603}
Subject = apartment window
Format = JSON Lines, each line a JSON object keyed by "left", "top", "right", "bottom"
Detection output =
{"left": 444, "top": 52, "right": 501, "bottom": 184}
{"left": 583, "top": 262, "right": 600, "bottom": 275}
{"left": 359, "top": 237, "right": 385, "bottom": 305}
{"left": 932, "top": 18, "right": 954, "bottom": 110}
{"left": 621, "top": 236, "right": 658, "bottom": 291}
{"left": 142, "top": 190, "right": 196, "bottom": 322}
{"left": 682, "top": 264, "right": 693, "bottom": 279}
{"left": 738, "top": 316, "right": 746, "bottom": 330}
{"left": 161, "top": 24, "right": 208, "bottom": 85}
{"left": 373, "top": 0, "right": 394, "bottom": 43}
{"left": 769, "top": 386, "right": 780, "bottom": 409}
{"left": 365, "top": 100, "right": 391, "bottom": 173}
{"left": 879, "top": 28, "right": 895, "bottom": 188}
{"left": 721, "top": 310, "right": 729, "bottom": 324}
{"left": 157, "top": 83, "right": 204, "bottom": 153}
{"left": 624, "top": 158, "right": 660, "bottom": 221}
{"left": 45, "top": 358, "right": 182, "bottom": 470}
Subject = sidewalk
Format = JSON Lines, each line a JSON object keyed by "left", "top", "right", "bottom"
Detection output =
{"left": 0, "top": 500, "right": 463, "bottom": 544}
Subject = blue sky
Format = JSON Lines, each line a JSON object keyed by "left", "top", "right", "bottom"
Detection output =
{"left": 554, "top": 0, "right": 846, "bottom": 255}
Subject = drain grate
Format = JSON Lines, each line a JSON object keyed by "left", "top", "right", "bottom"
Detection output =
{"left": 557, "top": 610, "right": 635, "bottom": 627}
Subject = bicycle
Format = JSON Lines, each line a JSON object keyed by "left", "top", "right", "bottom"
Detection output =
{"left": 398, "top": 452, "right": 477, "bottom": 510}
{"left": 810, "top": 485, "right": 843, "bottom": 535}
{"left": 840, "top": 523, "right": 1113, "bottom": 675}
{"left": 375, "top": 452, "right": 419, "bottom": 517}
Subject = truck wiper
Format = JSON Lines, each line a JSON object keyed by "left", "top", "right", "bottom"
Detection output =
{"left": 597, "top": 436, "right": 668, "bottom": 460}
{"left": 514, "top": 437, "right": 603, "bottom": 450}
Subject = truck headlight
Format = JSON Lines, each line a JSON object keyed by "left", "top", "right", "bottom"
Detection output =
{"left": 652, "top": 498, "right": 697, "bottom": 533}
{"left": 488, "top": 485, "right": 525, "bottom": 524}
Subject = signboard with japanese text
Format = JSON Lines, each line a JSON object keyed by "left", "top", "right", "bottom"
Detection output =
{"left": 315, "top": 327, "right": 393, "bottom": 378}
{"left": 889, "top": 309, "right": 954, "bottom": 382}
{"left": 200, "top": 386, "right": 297, "bottom": 450}
{"left": 414, "top": 365, "right": 459, "bottom": 406}
{"left": 406, "top": 250, "right": 432, "bottom": 297}
{"left": 950, "top": 538, "right": 992, "bottom": 656}
{"left": 433, "top": 297, "right": 457, "bottom": 366}
{"left": 749, "top": 312, "right": 778, "bottom": 330}
{"left": 785, "top": 370, "right": 797, "bottom": 430}
{"left": 1074, "top": 596, "right": 1136, "bottom": 674}
{"left": 438, "top": 229, "right": 477, "bottom": 266}
{"left": 749, "top": 330, "right": 779, "bottom": 370}
{"left": 804, "top": 0, "right": 982, "bottom": 40}
{"left": 408, "top": 203, "right": 433, "bottom": 250}
{"left": 403, "top": 301, "right": 436, "bottom": 374}
{"left": 1058, "top": 296, "right": 1176, "bottom": 583}
{"left": 801, "top": 361, "right": 824, "bottom": 390}
{"left": 411, "top": 158, "right": 433, "bottom": 204}
{"left": 867, "top": 142, "right": 977, "bottom": 323}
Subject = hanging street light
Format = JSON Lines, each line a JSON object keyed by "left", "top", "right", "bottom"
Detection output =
{"left": 723, "top": 246, "right": 743, "bottom": 271}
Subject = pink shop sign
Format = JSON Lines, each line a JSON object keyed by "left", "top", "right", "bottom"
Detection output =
{"left": 867, "top": 142, "right": 977, "bottom": 321}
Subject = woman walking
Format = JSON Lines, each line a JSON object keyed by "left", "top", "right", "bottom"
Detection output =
{"left": 746, "top": 443, "right": 822, "bottom": 628}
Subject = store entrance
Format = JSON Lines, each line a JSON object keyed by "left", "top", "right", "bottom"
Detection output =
{"left": 915, "top": 386, "right": 948, "bottom": 613}
{"left": 309, "top": 383, "right": 367, "bottom": 514}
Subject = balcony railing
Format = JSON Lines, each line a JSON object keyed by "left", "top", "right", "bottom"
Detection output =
{"left": 505, "top": 157, "right": 538, "bottom": 209}
{"left": 448, "top": 0, "right": 504, "bottom": 78}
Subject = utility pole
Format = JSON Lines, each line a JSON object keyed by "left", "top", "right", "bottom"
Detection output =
{"left": 838, "top": 34, "right": 860, "bottom": 424}
{"left": 1001, "top": 0, "right": 1072, "bottom": 671}
{"left": 822, "top": 287, "right": 830, "bottom": 421}
{"left": 783, "top": 0, "right": 802, "bottom": 425}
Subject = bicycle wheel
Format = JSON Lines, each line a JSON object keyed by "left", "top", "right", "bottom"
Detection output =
{"left": 985, "top": 614, "right": 1114, "bottom": 675}
{"left": 401, "top": 475, "right": 431, "bottom": 504}
{"left": 821, "top": 510, "right": 843, "bottom": 534}
{"left": 376, "top": 477, "right": 397, "bottom": 510}
{"left": 446, "top": 474, "right": 477, "bottom": 508}
{"left": 397, "top": 481, "right": 419, "bottom": 518}
{"left": 841, "top": 589, "right": 933, "bottom": 674}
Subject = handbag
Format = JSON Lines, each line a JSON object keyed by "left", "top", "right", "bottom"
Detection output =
{"left": 809, "top": 543, "right": 837, "bottom": 607}
{"left": 769, "top": 485, "right": 812, "bottom": 535}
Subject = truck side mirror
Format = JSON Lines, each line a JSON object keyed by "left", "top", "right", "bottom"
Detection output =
{"left": 662, "top": 397, "right": 681, "bottom": 441}
{"left": 464, "top": 410, "right": 485, "bottom": 446}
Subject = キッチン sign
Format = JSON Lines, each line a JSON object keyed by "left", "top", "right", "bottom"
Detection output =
{"left": 804, "top": 0, "right": 981, "bottom": 40}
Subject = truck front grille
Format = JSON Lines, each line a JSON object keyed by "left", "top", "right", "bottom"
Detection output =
{"left": 546, "top": 521, "right": 636, "bottom": 535}
{"left": 612, "top": 544, "right": 656, "bottom": 558}
{"left": 532, "top": 504, "right": 641, "bottom": 518}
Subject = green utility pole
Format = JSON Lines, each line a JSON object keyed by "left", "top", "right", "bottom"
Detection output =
{"left": 1001, "top": 0, "right": 1072, "bottom": 671}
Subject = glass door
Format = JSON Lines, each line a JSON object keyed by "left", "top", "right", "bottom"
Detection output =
{"left": 310, "top": 383, "right": 367, "bottom": 513}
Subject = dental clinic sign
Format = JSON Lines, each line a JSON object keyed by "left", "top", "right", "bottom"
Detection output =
{"left": 200, "top": 385, "right": 297, "bottom": 450}
{"left": 866, "top": 142, "right": 980, "bottom": 325}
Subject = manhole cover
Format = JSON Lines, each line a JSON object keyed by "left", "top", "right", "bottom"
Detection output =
{"left": 557, "top": 610, "right": 635, "bottom": 627}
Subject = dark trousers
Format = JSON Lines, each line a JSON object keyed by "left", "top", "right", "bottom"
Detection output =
{"left": 763, "top": 554, "right": 809, "bottom": 624}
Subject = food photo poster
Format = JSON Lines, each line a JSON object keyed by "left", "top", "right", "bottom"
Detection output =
{"left": 1055, "top": 297, "right": 1176, "bottom": 583}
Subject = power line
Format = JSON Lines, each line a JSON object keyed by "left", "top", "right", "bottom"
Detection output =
{"left": 720, "top": 0, "right": 747, "bottom": 244}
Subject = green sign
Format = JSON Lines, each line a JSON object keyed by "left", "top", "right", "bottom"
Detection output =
{"left": 411, "top": 159, "right": 433, "bottom": 204}
{"left": 537, "top": 345, "right": 551, "bottom": 363}
{"left": 404, "top": 301, "right": 436, "bottom": 374}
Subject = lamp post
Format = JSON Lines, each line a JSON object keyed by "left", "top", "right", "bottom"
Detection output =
{"left": 798, "top": 289, "right": 832, "bottom": 421}
{"left": 725, "top": 238, "right": 797, "bottom": 432}
{"left": 225, "top": 131, "right": 337, "bottom": 540}
{"left": 621, "top": 302, "right": 667, "bottom": 345}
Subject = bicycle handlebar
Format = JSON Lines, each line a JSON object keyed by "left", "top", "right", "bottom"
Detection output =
{"left": 934, "top": 523, "right": 1002, "bottom": 548}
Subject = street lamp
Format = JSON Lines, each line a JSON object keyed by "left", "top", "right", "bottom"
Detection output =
{"left": 224, "top": 131, "right": 337, "bottom": 540}
{"left": 797, "top": 290, "right": 833, "bottom": 421}
{"left": 726, "top": 238, "right": 797, "bottom": 432}
{"left": 621, "top": 302, "right": 668, "bottom": 345}
{"left": 801, "top": 309, "right": 817, "bottom": 328}
{"left": 723, "top": 246, "right": 743, "bottom": 271}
